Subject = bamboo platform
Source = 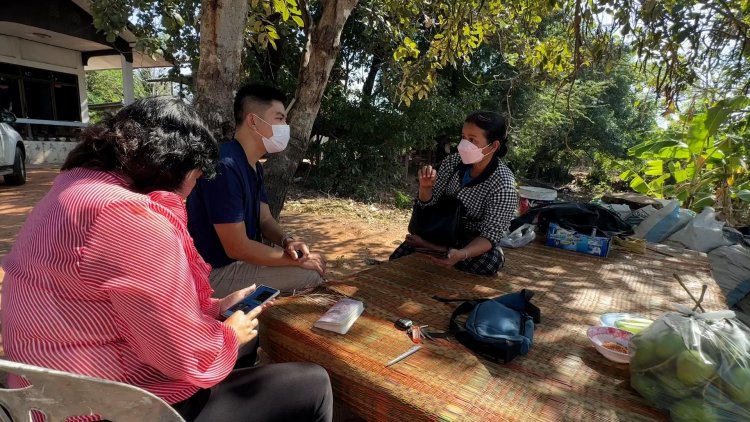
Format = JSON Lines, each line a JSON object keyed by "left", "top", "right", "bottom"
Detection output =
{"left": 260, "top": 242, "right": 724, "bottom": 421}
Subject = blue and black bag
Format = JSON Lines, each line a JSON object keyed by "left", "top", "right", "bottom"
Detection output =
{"left": 436, "top": 290, "right": 541, "bottom": 363}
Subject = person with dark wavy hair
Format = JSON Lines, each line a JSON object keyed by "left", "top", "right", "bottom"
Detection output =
{"left": 390, "top": 111, "right": 518, "bottom": 275}
{"left": 1, "top": 97, "right": 333, "bottom": 422}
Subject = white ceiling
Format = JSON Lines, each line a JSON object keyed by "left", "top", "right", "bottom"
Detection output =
{"left": 85, "top": 54, "right": 172, "bottom": 71}
{"left": 0, "top": 20, "right": 172, "bottom": 70}
{"left": 0, "top": 22, "right": 108, "bottom": 52}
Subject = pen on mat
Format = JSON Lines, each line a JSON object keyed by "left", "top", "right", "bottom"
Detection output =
{"left": 385, "top": 345, "right": 422, "bottom": 367}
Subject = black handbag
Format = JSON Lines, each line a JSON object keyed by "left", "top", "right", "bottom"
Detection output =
{"left": 408, "top": 195, "right": 465, "bottom": 246}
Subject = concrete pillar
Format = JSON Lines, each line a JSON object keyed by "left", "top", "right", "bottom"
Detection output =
{"left": 76, "top": 54, "right": 89, "bottom": 123}
{"left": 121, "top": 54, "right": 134, "bottom": 105}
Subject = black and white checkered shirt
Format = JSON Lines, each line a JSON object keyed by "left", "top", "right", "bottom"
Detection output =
{"left": 418, "top": 153, "right": 518, "bottom": 247}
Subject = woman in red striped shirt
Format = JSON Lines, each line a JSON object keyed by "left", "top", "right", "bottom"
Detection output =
{"left": 1, "top": 97, "right": 332, "bottom": 422}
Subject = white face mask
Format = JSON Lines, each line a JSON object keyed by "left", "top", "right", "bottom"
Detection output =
{"left": 457, "top": 139, "right": 492, "bottom": 164}
{"left": 253, "top": 114, "right": 290, "bottom": 153}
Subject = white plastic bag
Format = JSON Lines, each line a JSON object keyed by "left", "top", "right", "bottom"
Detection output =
{"left": 633, "top": 200, "right": 695, "bottom": 243}
{"left": 630, "top": 307, "right": 750, "bottom": 421}
{"left": 709, "top": 245, "right": 750, "bottom": 307}
{"left": 668, "top": 207, "right": 734, "bottom": 252}
{"left": 499, "top": 224, "right": 536, "bottom": 248}
{"left": 633, "top": 200, "right": 680, "bottom": 243}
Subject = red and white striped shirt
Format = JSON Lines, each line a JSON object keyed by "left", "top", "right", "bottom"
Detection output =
{"left": 1, "top": 168, "right": 239, "bottom": 405}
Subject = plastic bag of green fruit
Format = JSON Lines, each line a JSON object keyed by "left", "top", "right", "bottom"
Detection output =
{"left": 629, "top": 305, "right": 750, "bottom": 421}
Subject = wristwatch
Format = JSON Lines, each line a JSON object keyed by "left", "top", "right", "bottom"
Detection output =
{"left": 281, "top": 234, "right": 295, "bottom": 248}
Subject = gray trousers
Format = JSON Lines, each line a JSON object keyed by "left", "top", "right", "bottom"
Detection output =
{"left": 209, "top": 260, "right": 325, "bottom": 297}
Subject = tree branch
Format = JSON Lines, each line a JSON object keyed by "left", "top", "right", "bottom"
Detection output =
{"left": 709, "top": 0, "right": 750, "bottom": 35}
{"left": 298, "top": 0, "right": 313, "bottom": 34}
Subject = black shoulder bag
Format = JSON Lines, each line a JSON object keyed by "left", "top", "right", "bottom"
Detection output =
{"left": 407, "top": 165, "right": 465, "bottom": 246}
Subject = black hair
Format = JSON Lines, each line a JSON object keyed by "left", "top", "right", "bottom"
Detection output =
{"left": 233, "top": 83, "right": 287, "bottom": 125}
{"left": 464, "top": 111, "right": 509, "bottom": 158}
{"left": 62, "top": 96, "right": 218, "bottom": 194}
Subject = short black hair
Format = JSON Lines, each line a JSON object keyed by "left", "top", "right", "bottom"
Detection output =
{"left": 62, "top": 96, "right": 218, "bottom": 193}
{"left": 233, "top": 83, "right": 287, "bottom": 125}
{"left": 465, "top": 111, "right": 509, "bottom": 158}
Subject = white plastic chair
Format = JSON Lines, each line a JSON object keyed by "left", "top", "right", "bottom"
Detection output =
{"left": 0, "top": 359, "right": 184, "bottom": 421}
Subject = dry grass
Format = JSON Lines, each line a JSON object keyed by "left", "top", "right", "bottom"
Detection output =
{"left": 284, "top": 195, "right": 411, "bottom": 225}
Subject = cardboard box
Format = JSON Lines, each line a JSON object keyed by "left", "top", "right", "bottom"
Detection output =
{"left": 545, "top": 223, "right": 611, "bottom": 257}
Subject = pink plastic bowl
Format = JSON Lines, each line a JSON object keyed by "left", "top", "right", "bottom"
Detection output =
{"left": 587, "top": 326, "right": 633, "bottom": 364}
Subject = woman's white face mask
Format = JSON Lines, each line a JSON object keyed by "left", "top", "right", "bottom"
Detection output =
{"left": 253, "top": 114, "right": 290, "bottom": 153}
{"left": 457, "top": 139, "right": 492, "bottom": 164}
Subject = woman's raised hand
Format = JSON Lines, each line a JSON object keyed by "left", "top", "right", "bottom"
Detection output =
{"left": 419, "top": 165, "right": 437, "bottom": 190}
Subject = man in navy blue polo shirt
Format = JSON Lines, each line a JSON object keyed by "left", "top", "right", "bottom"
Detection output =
{"left": 187, "top": 84, "right": 326, "bottom": 296}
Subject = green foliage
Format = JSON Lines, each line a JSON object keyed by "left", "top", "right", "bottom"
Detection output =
{"left": 582, "top": 152, "right": 626, "bottom": 194}
{"left": 384, "top": 0, "right": 568, "bottom": 105}
{"left": 510, "top": 61, "right": 655, "bottom": 182}
{"left": 600, "top": 0, "right": 750, "bottom": 109}
{"left": 394, "top": 190, "right": 412, "bottom": 209}
{"left": 86, "top": 69, "right": 158, "bottom": 122}
{"left": 87, "top": 70, "right": 127, "bottom": 105}
{"left": 621, "top": 96, "right": 750, "bottom": 218}
{"left": 89, "top": 0, "right": 304, "bottom": 71}
{"left": 87, "top": 0, "right": 750, "bottom": 212}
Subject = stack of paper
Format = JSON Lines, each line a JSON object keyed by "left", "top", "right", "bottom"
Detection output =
{"left": 313, "top": 298, "right": 364, "bottom": 334}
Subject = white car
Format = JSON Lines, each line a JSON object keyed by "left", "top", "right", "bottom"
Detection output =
{"left": 0, "top": 111, "right": 26, "bottom": 185}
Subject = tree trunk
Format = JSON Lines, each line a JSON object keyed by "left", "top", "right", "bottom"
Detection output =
{"left": 264, "top": 0, "right": 359, "bottom": 218}
{"left": 193, "top": 0, "right": 248, "bottom": 133}
{"left": 362, "top": 54, "right": 383, "bottom": 98}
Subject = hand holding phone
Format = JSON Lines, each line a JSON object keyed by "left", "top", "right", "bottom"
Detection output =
{"left": 221, "top": 285, "right": 280, "bottom": 320}
{"left": 224, "top": 305, "right": 262, "bottom": 345}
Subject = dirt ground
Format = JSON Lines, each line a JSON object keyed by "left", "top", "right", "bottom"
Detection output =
{"left": 0, "top": 167, "right": 412, "bottom": 282}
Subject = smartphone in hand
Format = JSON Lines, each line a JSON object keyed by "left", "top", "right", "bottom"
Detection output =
{"left": 221, "top": 285, "right": 280, "bottom": 319}
{"left": 413, "top": 248, "right": 449, "bottom": 259}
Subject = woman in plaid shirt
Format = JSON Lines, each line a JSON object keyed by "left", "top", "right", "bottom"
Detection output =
{"left": 390, "top": 111, "right": 518, "bottom": 275}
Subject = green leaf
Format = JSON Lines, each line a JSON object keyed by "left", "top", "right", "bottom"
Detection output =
{"left": 629, "top": 174, "right": 649, "bottom": 194}
{"left": 705, "top": 96, "right": 750, "bottom": 136}
{"left": 648, "top": 174, "right": 670, "bottom": 197}
{"left": 656, "top": 145, "right": 690, "bottom": 159}
{"left": 172, "top": 12, "right": 184, "bottom": 27}
{"left": 686, "top": 113, "right": 709, "bottom": 155}
{"left": 644, "top": 159, "right": 663, "bottom": 176}
{"left": 704, "top": 146, "right": 726, "bottom": 160}
{"left": 673, "top": 169, "right": 689, "bottom": 183}
{"left": 738, "top": 190, "right": 750, "bottom": 202}
{"left": 629, "top": 139, "right": 680, "bottom": 157}
{"left": 693, "top": 195, "right": 716, "bottom": 209}
{"left": 292, "top": 16, "right": 304, "bottom": 27}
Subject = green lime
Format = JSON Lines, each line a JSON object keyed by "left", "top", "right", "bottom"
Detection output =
{"left": 676, "top": 349, "right": 717, "bottom": 387}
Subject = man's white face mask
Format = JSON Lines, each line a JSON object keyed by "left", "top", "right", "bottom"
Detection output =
{"left": 253, "top": 114, "right": 290, "bottom": 153}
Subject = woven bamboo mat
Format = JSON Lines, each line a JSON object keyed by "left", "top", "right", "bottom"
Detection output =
{"left": 260, "top": 242, "right": 724, "bottom": 422}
